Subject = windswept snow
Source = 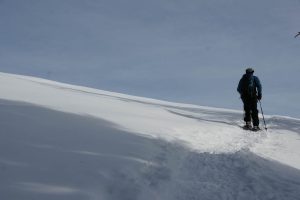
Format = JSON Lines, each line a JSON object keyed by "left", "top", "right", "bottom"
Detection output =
{"left": 1, "top": 72, "right": 300, "bottom": 200}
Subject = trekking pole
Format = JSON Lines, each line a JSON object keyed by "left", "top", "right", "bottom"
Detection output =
{"left": 258, "top": 100, "right": 267, "bottom": 131}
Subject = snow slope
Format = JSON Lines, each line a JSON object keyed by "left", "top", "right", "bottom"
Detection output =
{"left": 1, "top": 72, "right": 300, "bottom": 200}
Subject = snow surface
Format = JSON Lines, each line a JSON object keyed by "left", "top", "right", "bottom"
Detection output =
{"left": 1, "top": 72, "right": 300, "bottom": 200}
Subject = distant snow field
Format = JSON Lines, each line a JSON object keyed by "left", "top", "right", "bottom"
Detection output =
{"left": 1, "top": 72, "right": 300, "bottom": 200}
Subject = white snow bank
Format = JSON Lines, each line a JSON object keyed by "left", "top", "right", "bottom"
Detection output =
{"left": 1, "top": 73, "right": 299, "bottom": 161}
{"left": 0, "top": 99, "right": 300, "bottom": 200}
{"left": 1, "top": 72, "right": 300, "bottom": 200}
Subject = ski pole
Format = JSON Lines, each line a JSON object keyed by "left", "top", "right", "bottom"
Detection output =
{"left": 258, "top": 100, "right": 267, "bottom": 131}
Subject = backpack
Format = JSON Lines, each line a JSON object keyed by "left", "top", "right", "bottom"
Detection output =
{"left": 242, "top": 75, "right": 256, "bottom": 98}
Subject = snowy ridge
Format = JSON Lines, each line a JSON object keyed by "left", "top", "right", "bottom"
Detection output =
{"left": 0, "top": 72, "right": 242, "bottom": 113}
{"left": 1, "top": 72, "right": 300, "bottom": 200}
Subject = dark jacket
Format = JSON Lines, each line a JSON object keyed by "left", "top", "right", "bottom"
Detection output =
{"left": 237, "top": 74, "right": 262, "bottom": 99}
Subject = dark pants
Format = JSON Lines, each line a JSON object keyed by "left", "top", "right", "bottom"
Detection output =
{"left": 242, "top": 98, "right": 259, "bottom": 126}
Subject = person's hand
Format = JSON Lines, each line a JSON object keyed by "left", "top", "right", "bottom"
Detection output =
{"left": 257, "top": 94, "right": 262, "bottom": 100}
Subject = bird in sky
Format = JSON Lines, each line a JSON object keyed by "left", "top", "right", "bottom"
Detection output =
{"left": 294, "top": 32, "right": 300, "bottom": 38}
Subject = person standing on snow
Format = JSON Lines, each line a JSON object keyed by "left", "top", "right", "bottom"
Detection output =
{"left": 237, "top": 68, "right": 262, "bottom": 131}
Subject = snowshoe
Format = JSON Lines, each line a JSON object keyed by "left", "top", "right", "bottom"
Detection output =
{"left": 242, "top": 124, "right": 252, "bottom": 130}
{"left": 252, "top": 126, "right": 261, "bottom": 132}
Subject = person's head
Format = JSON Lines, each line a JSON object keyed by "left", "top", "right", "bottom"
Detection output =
{"left": 246, "top": 67, "right": 254, "bottom": 74}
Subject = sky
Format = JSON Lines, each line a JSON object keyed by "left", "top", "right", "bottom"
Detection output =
{"left": 0, "top": 0, "right": 300, "bottom": 118}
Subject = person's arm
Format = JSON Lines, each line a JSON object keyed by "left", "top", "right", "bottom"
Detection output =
{"left": 255, "top": 76, "right": 262, "bottom": 99}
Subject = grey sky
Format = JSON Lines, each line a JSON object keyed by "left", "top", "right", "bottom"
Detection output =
{"left": 1, "top": 0, "right": 300, "bottom": 117}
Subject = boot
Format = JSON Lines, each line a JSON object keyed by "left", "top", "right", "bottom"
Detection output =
{"left": 252, "top": 126, "right": 261, "bottom": 131}
{"left": 243, "top": 121, "right": 252, "bottom": 129}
